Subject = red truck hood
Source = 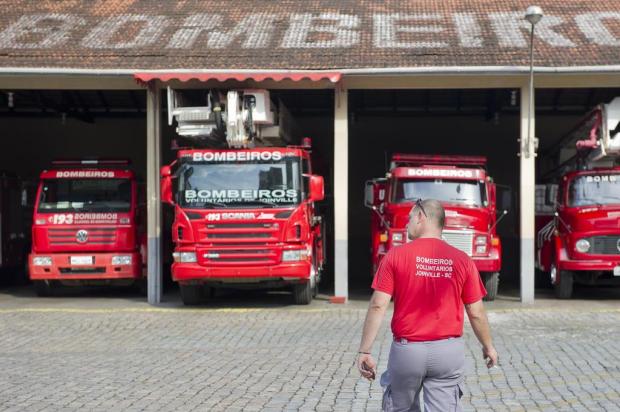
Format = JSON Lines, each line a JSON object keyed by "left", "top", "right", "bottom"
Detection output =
{"left": 562, "top": 206, "right": 620, "bottom": 233}
{"left": 32, "top": 212, "right": 136, "bottom": 253}
{"left": 386, "top": 202, "right": 491, "bottom": 232}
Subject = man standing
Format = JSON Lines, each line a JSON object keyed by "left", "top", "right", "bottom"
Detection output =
{"left": 357, "top": 199, "right": 498, "bottom": 411}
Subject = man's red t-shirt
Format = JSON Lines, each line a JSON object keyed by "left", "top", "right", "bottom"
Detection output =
{"left": 372, "top": 237, "right": 487, "bottom": 342}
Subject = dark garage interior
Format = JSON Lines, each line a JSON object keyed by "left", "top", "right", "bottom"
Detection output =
{"left": 2, "top": 87, "right": 620, "bottom": 296}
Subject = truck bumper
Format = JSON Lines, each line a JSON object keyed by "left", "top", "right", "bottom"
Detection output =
{"left": 472, "top": 248, "right": 501, "bottom": 273}
{"left": 473, "top": 258, "right": 501, "bottom": 273}
{"left": 172, "top": 261, "right": 312, "bottom": 285}
{"left": 29, "top": 252, "right": 142, "bottom": 281}
{"left": 559, "top": 258, "right": 620, "bottom": 272}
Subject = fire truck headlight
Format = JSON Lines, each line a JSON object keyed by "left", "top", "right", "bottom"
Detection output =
{"left": 282, "top": 249, "right": 308, "bottom": 262}
{"left": 392, "top": 233, "right": 403, "bottom": 242}
{"left": 112, "top": 255, "right": 132, "bottom": 265}
{"left": 575, "top": 239, "right": 591, "bottom": 253}
{"left": 474, "top": 235, "right": 488, "bottom": 254}
{"left": 173, "top": 252, "right": 197, "bottom": 263}
{"left": 33, "top": 257, "right": 52, "bottom": 266}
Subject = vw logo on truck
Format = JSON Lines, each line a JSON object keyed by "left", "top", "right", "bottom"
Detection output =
{"left": 75, "top": 229, "right": 89, "bottom": 244}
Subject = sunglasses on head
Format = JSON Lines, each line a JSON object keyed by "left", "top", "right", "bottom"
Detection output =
{"left": 415, "top": 199, "right": 427, "bottom": 217}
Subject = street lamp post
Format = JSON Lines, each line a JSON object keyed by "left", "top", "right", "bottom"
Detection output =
{"left": 525, "top": 6, "right": 543, "bottom": 158}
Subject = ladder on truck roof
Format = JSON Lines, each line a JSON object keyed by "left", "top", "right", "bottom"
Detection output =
{"left": 540, "top": 97, "right": 620, "bottom": 180}
{"left": 390, "top": 153, "right": 487, "bottom": 170}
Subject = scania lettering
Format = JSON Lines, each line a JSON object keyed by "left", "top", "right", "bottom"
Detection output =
{"left": 365, "top": 154, "right": 508, "bottom": 301}
{"left": 28, "top": 160, "right": 146, "bottom": 296}
{"left": 162, "top": 88, "right": 325, "bottom": 305}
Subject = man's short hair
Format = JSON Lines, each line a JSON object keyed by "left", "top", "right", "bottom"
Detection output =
{"left": 413, "top": 199, "right": 445, "bottom": 229}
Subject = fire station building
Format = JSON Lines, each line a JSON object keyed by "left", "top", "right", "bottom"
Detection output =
{"left": 1, "top": 1, "right": 619, "bottom": 304}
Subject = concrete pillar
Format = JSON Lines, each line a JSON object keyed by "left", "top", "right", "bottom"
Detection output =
{"left": 333, "top": 87, "right": 348, "bottom": 302}
{"left": 146, "top": 83, "right": 163, "bottom": 305}
{"left": 520, "top": 85, "right": 536, "bottom": 304}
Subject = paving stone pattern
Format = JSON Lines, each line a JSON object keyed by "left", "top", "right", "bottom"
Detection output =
{"left": 1, "top": 304, "right": 619, "bottom": 411}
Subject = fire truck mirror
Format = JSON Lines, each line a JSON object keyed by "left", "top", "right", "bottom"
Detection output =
{"left": 364, "top": 181, "right": 375, "bottom": 207}
{"left": 160, "top": 166, "right": 174, "bottom": 205}
{"left": 545, "top": 184, "right": 558, "bottom": 206}
{"left": 309, "top": 175, "right": 324, "bottom": 202}
{"left": 365, "top": 179, "right": 387, "bottom": 208}
{"left": 497, "top": 186, "right": 512, "bottom": 212}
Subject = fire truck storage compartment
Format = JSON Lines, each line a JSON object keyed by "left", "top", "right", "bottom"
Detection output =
{"left": 0, "top": 90, "right": 147, "bottom": 287}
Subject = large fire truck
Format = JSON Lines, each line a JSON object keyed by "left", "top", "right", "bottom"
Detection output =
{"left": 536, "top": 98, "right": 620, "bottom": 298}
{"left": 162, "top": 88, "right": 325, "bottom": 305}
{"left": 0, "top": 172, "right": 30, "bottom": 284}
{"left": 365, "top": 154, "right": 507, "bottom": 301}
{"left": 28, "top": 160, "right": 146, "bottom": 296}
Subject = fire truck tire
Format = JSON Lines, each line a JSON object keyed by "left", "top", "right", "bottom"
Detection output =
{"left": 482, "top": 272, "right": 499, "bottom": 301}
{"left": 33, "top": 281, "right": 55, "bottom": 297}
{"left": 293, "top": 282, "right": 313, "bottom": 305}
{"left": 180, "top": 284, "right": 204, "bottom": 306}
{"left": 554, "top": 271, "right": 574, "bottom": 299}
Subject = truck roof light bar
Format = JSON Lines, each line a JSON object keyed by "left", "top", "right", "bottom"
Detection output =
{"left": 391, "top": 154, "right": 487, "bottom": 168}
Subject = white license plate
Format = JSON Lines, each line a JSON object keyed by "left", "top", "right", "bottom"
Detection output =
{"left": 614, "top": 266, "right": 620, "bottom": 277}
{"left": 70, "top": 256, "right": 93, "bottom": 266}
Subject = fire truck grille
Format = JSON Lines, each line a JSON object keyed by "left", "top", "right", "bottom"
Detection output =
{"left": 207, "top": 233, "right": 271, "bottom": 239}
{"left": 201, "top": 222, "right": 279, "bottom": 242}
{"left": 59, "top": 267, "right": 106, "bottom": 274}
{"left": 48, "top": 228, "right": 116, "bottom": 245}
{"left": 588, "top": 236, "right": 620, "bottom": 255}
{"left": 200, "top": 248, "right": 277, "bottom": 264}
{"left": 441, "top": 230, "right": 474, "bottom": 256}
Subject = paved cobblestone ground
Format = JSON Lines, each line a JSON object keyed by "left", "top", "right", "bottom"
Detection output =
{"left": 1, "top": 287, "right": 620, "bottom": 411}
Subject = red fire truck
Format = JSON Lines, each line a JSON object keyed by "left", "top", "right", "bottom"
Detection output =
{"left": 28, "top": 160, "right": 146, "bottom": 296}
{"left": 536, "top": 98, "right": 620, "bottom": 298}
{"left": 162, "top": 88, "right": 325, "bottom": 305}
{"left": 365, "top": 154, "right": 507, "bottom": 301}
{"left": 0, "top": 172, "right": 30, "bottom": 284}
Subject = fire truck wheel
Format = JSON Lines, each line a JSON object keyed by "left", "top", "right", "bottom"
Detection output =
{"left": 293, "top": 282, "right": 313, "bottom": 305}
{"left": 482, "top": 272, "right": 499, "bottom": 301}
{"left": 554, "top": 270, "right": 574, "bottom": 299}
{"left": 180, "top": 284, "right": 204, "bottom": 306}
{"left": 33, "top": 281, "right": 55, "bottom": 297}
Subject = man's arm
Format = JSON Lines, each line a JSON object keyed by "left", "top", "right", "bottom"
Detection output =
{"left": 464, "top": 299, "right": 498, "bottom": 368}
{"left": 357, "top": 290, "right": 391, "bottom": 380}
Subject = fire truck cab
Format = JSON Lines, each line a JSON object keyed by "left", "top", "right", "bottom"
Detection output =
{"left": 28, "top": 160, "right": 145, "bottom": 296}
{"left": 536, "top": 97, "right": 620, "bottom": 298}
{"left": 365, "top": 154, "right": 506, "bottom": 301}
{"left": 162, "top": 88, "right": 325, "bottom": 305}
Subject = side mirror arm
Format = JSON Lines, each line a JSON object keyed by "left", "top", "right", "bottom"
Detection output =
{"left": 554, "top": 212, "right": 572, "bottom": 233}
{"left": 488, "top": 210, "right": 508, "bottom": 233}
{"left": 371, "top": 205, "right": 390, "bottom": 229}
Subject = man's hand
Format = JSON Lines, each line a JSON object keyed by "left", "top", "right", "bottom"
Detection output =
{"left": 357, "top": 353, "right": 377, "bottom": 380}
{"left": 483, "top": 345, "right": 498, "bottom": 368}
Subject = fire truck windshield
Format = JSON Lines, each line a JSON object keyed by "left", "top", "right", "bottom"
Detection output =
{"left": 37, "top": 178, "right": 132, "bottom": 213}
{"left": 568, "top": 174, "right": 620, "bottom": 206}
{"left": 393, "top": 179, "right": 487, "bottom": 207}
{"left": 178, "top": 158, "right": 302, "bottom": 208}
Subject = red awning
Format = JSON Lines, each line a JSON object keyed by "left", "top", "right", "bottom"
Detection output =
{"left": 134, "top": 71, "right": 341, "bottom": 85}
